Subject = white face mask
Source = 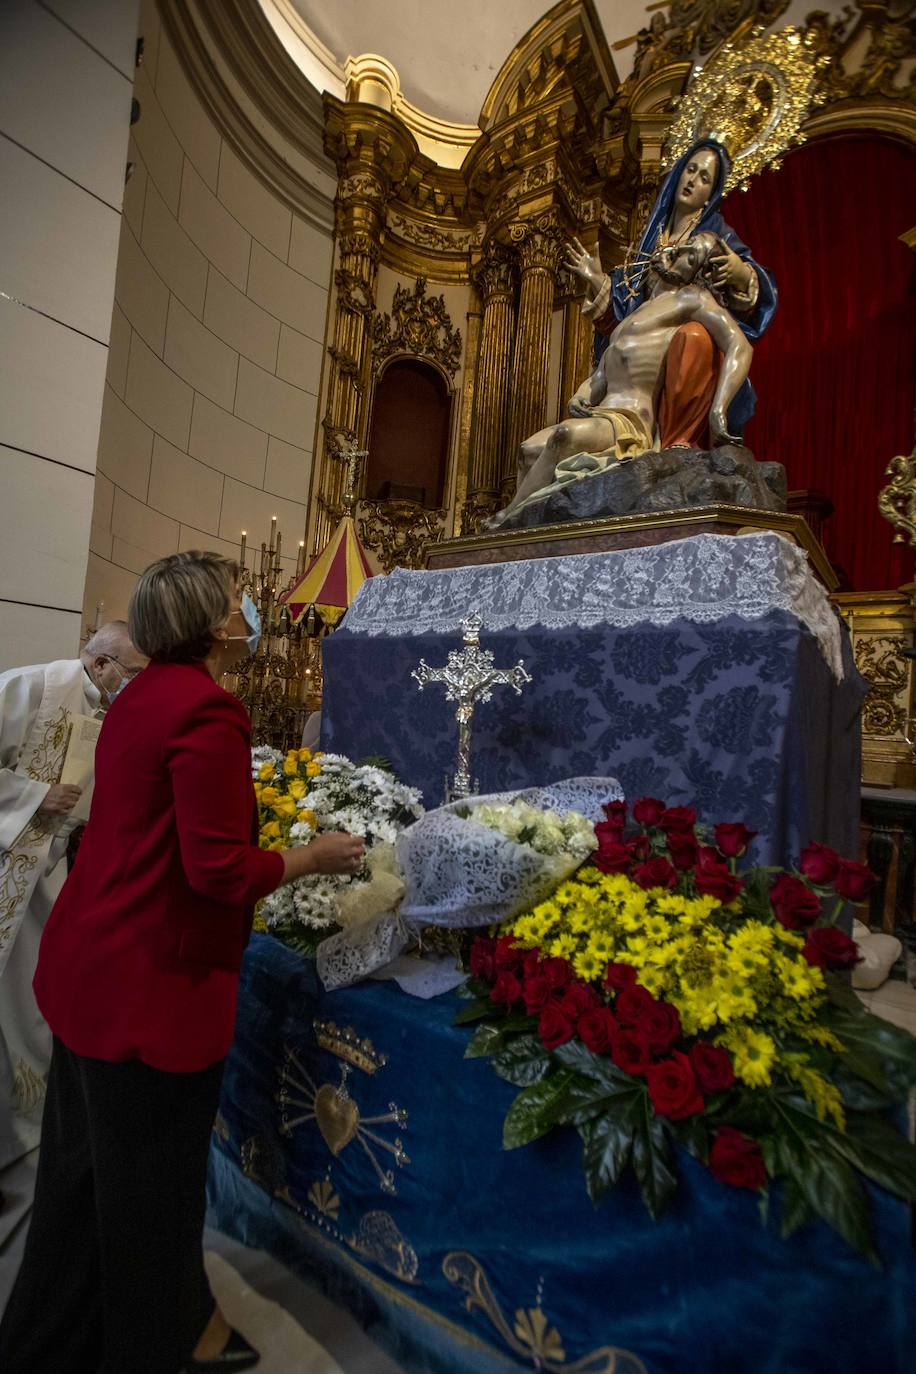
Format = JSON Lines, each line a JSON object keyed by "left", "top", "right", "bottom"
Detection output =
{"left": 225, "top": 592, "right": 262, "bottom": 656}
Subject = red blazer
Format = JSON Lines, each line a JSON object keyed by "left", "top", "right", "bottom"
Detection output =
{"left": 34, "top": 660, "right": 284, "bottom": 1072}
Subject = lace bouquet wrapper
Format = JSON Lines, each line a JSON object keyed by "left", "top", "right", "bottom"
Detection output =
{"left": 317, "top": 777, "right": 621, "bottom": 991}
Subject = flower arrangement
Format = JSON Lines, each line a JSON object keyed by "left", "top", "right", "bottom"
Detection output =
{"left": 458, "top": 797, "right": 916, "bottom": 1261}
{"left": 465, "top": 799, "right": 596, "bottom": 862}
{"left": 252, "top": 745, "right": 423, "bottom": 948}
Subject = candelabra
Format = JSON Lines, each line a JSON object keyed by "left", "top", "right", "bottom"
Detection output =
{"left": 221, "top": 517, "right": 322, "bottom": 751}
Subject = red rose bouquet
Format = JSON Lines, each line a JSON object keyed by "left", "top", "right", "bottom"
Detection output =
{"left": 456, "top": 798, "right": 916, "bottom": 1262}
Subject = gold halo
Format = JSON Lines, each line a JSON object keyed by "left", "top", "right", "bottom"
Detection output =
{"left": 663, "top": 27, "right": 831, "bottom": 193}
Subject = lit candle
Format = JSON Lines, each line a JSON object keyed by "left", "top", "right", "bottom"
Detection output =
{"left": 269, "top": 516, "right": 277, "bottom": 552}
{"left": 94, "top": 600, "right": 104, "bottom": 632}
{"left": 297, "top": 540, "right": 305, "bottom": 578}
{"left": 240, "top": 530, "right": 247, "bottom": 565}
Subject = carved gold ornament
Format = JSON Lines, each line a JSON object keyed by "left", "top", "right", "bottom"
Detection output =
{"left": 878, "top": 447, "right": 916, "bottom": 546}
{"left": 664, "top": 27, "right": 830, "bottom": 191}
{"left": 370, "top": 276, "right": 462, "bottom": 378}
{"left": 358, "top": 500, "right": 447, "bottom": 573}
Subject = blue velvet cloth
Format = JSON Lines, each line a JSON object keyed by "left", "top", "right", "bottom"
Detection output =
{"left": 209, "top": 934, "right": 916, "bottom": 1374}
{"left": 607, "top": 139, "right": 778, "bottom": 435}
{"left": 322, "top": 611, "right": 865, "bottom": 869}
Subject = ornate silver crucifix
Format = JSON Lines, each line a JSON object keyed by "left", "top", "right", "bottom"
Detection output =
{"left": 412, "top": 612, "right": 532, "bottom": 801}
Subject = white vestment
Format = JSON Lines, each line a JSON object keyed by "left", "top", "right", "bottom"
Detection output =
{"left": 0, "top": 660, "right": 101, "bottom": 1168}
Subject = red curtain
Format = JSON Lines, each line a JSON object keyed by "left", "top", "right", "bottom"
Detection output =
{"left": 721, "top": 135, "right": 916, "bottom": 591}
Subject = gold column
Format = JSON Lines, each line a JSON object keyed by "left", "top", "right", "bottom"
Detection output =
{"left": 463, "top": 247, "right": 516, "bottom": 529}
{"left": 314, "top": 99, "right": 419, "bottom": 553}
{"left": 502, "top": 219, "right": 563, "bottom": 495}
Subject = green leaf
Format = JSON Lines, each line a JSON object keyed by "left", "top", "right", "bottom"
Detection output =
{"left": 464, "top": 1024, "right": 505, "bottom": 1058}
{"left": 828, "top": 1112, "right": 916, "bottom": 1205}
{"left": 780, "top": 1174, "right": 815, "bottom": 1239}
{"left": 629, "top": 1095, "right": 678, "bottom": 1221}
{"left": 491, "top": 1035, "right": 551, "bottom": 1086}
{"left": 502, "top": 1070, "right": 577, "bottom": 1149}
{"left": 453, "top": 997, "right": 495, "bottom": 1025}
{"left": 579, "top": 1110, "right": 634, "bottom": 1204}
{"left": 830, "top": 1007, "right": 916, "bottom": 1096}
{"left": 674, "top": 1113, "right": 710, "bottom": 1162}
{"left": 768, "top": 1095, "right": 879, "bottom": 1264}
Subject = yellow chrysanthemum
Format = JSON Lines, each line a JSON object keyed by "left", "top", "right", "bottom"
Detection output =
{"left": 725, "top": 1028, "right": 777, "bottom": 1087}
{"left": 573, "top": 948, "right": 605, "bottom": 982}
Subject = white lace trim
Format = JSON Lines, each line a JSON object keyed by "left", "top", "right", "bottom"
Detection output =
{"left": 342, "top": 532, "right": 843, "bottom": 679}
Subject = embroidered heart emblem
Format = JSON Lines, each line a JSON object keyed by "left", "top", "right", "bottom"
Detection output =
{"left": 314, "top": 1083, "right": 360, "bottom": 1155}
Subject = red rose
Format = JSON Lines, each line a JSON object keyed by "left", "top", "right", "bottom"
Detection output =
{"left": 627, "top": 835, "right": 652, "bottom": 862}
{"left": 802, "top": 926, "right": 862, "bottom": 970}
{"left": 799, "top": 842, "right": 840, "bottom": 885}
{"left": 577, "top": 1008, "right": 618, "bottom": 1054}
{"left": 522, "top": 975, "right": 552, "bottom": 1014}
{"left": 522, "top": 948, "right": 542, "bottom": 978}
{"left": 633, "top": 797, "right": 666, "bottom": 827}
{"left": 538, "top": 1005, "right": 575, "bottom": 1050}
{"left": 490, "top": 971, "right": 522, "bottom": 1006}
{"left": 602, "top": 800, "right": 628, "bottom": 830}
{"left": 646, "top": 1052, "right": 705, "bottom": 1120}
{"left": 640, "top": 1000, "right": 682, "bottom": 1055}
{"left": 667, "top": 832, "right": 698, "bottom": 870}
{"left": 610, "top": 1028, "right": 652, "bottom": 1076}
{"left": 694, "top": 850, "right": 744, "bottom": 902}
{"left": 714, "top": 822, "right": 757, "bottom": 858}
{"left": 770, "top": 874, "right": 821, "bottom": 930}
{"left": 559, "top": 981, "right": 600, "bottom": 1018}
{"left": 494, "top": 934, "right": 522, "bottom": 969}
{"left": 615, "top": 984, "right": 657, "bottom": 1027}
{"left": 709, "top": 1126, "right": 767, "bottom": 1191}
{"left": 689, "top": 1042, "right": 735, "bottom": 1093}
{"left": 469, "top": 936, "right": 495, "bottom": 983}
{"left": 833, "top": 859, "right": 877, "bottom": 903}
{"left": 660, "top": 805, "right": 697, "bottom": 833}
{"left": 593, "top": 839, "right": 632, "bottom": 875}
{"left": 633, "top": 858, "right": 678, "bottom": 891}
{"left": 541, "top": 957, "right": 573, "bottom": 991}
{"left": 604, "top": 962, "right": 638, "bottom": 992}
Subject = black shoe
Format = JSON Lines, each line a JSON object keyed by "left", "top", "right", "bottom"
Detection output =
{"left": 182, "top": 1328, "right": 260, "bottom": 1371}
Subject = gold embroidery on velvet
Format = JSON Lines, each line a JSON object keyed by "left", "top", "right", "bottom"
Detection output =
{"left": 442, "top": 1250, "right": 649, "bottom": 1373}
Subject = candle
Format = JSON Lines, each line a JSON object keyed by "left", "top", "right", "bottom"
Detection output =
{"left": 240, "top": 530, "right": 247, "bottom": 565}
{"left": 94, "top": 600, "right": 104, "bottom": 632}
{"left": 275, "top": 530, "right": 282, "bottom": 564}
{"left": 269, "top": 516, "right": 277, "bottom": 552}
{"left": 297, "top": 540, "right": 305, "bottom": 578}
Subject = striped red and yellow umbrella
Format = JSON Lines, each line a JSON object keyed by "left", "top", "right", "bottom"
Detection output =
{"left": 280, "top": 516, "right": 374, "bottom": 626}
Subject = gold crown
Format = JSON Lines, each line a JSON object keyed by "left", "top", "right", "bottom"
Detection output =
{"left": 664, "top": 27, "right": 830, "bottom": 193}
{"left": 313, "top": 1019, "right": 388, "bottom": 1075}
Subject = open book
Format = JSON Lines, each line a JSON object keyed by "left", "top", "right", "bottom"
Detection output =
{"left": 59, "top": 713, "right": 103, "bottom": 822}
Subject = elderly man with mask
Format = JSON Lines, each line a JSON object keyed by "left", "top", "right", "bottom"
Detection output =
{"left": 0, "top": 622, "right": 147, "bottom": 1172}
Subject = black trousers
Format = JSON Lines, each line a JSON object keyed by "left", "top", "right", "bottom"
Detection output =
{"left": 0, "top": 1037, "right": 224, "bottom": 1374}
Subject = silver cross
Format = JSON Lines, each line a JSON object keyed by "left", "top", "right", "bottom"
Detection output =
{"left": 412, "top": 612, "right": 532, "bottom": 800}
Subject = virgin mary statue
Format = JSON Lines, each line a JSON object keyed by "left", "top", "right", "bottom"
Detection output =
{"left": 568, "top": 138, "right": 777, "bottom": 445}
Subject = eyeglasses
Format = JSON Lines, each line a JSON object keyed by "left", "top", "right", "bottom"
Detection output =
{"left": 107, "top": 656, "right": 144, "bottom": 680}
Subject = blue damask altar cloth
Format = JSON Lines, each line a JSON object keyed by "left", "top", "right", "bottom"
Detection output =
{"left": 322, "top": 536, "right": 865, "bottom": 867}
{"left": 208, "top": 935, "right": 916, "bottom": 1374}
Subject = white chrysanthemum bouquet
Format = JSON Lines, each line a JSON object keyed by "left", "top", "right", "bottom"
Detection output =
{"left": 251, "top": 745, "right": 424, "bottom": 948}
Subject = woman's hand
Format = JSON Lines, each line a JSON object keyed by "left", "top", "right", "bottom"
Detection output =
{"left": 282, "top": 831, "right": 365, "bottom": 883}
{"left": 564, "top": 237, "right": 605, "bottom": 296}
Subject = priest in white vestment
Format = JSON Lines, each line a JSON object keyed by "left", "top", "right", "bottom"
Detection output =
{"left": 0, "top": 622, "right": 147, "bottom": 1169}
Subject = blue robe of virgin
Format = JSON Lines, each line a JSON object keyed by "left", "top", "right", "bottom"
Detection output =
{"left": 610, "top": 138, "right": 777, "bottom": 436}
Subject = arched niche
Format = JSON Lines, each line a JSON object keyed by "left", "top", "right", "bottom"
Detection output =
{"left": 364, "top": 355, "right": 453, "bottom": 509}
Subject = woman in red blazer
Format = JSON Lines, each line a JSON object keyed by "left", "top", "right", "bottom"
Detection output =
{"left": 0, "top": 551, "right": 363, "bottom": 1374}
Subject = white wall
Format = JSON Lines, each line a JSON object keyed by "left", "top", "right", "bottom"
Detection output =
{"left": 0, "top": 0, "right": 139, "bottom": 670}
{"left": 84, "top": 0, "right": 335, "bottom": 626}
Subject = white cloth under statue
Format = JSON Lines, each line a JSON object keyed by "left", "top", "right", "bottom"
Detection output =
{"left": 0, "top": 660, "right": 101, "bottom": 1168}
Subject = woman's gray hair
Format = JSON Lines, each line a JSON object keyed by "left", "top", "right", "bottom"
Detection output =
{"left": 128, "top": 551, "right": 239, "bottom": 663}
